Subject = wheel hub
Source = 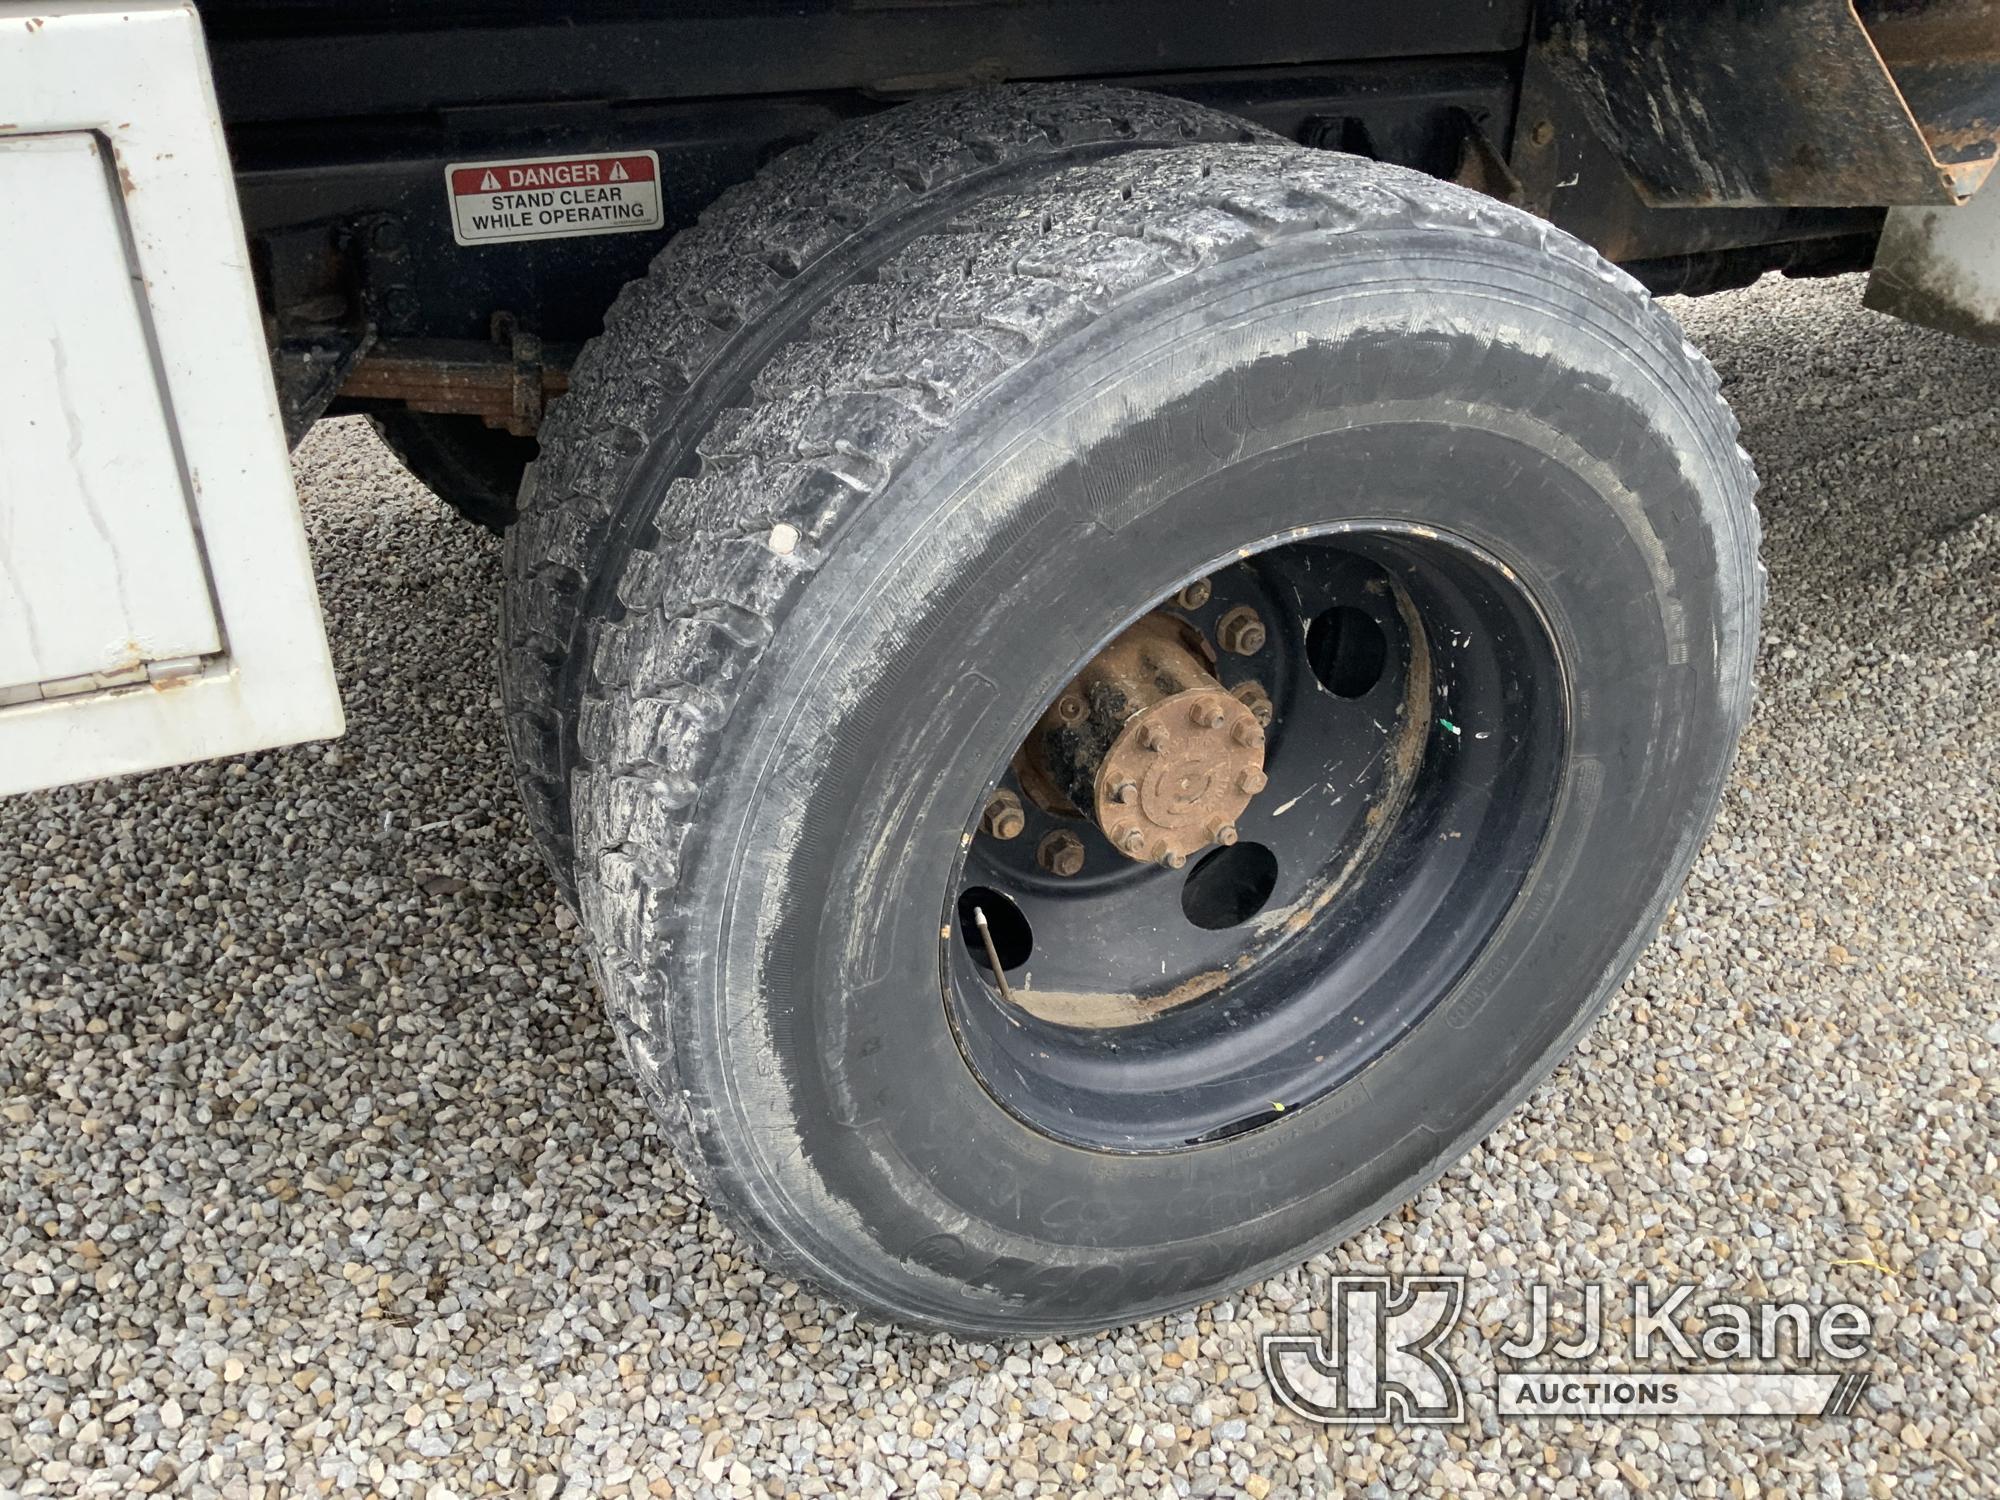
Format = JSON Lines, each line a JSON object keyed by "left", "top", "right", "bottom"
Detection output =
{"left": 1023, "top": 614, "right": 1266, "bottom": 868}
{"left": 944, "top": 533, "right": 1566, "bottom": 1152}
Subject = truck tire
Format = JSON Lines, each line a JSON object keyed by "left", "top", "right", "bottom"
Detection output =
{"left": 370, "top": 411, "right": 533, "bottom": 532}
{"left": 502, "top": 85, "right": 1268, "bottom": 893}
{"left": 570, "top": 143, "right": 1760, "bottom": 1335}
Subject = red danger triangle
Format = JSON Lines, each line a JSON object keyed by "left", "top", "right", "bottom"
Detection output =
{"left": 609, "top": 162, "right": 629, "bottom": 181}
{"left": 479, "top": 170, "right": 500, "bottom": 190}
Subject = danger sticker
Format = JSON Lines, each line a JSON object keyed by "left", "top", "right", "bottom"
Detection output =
{"left": 445, "top": 151, "right": 663, "bottom": 246}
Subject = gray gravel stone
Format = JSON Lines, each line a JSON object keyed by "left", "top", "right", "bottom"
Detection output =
{"left": 0, "top": 272, "right": 1994, "bottom": 1498}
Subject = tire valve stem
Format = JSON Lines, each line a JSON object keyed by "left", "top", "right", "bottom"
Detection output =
{"left": 972, "top": 905, "right": 1015, "bottom": 1005}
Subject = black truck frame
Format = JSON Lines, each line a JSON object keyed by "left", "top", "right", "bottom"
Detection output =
{"left": 207, "top": 1, "right": 2000, "bottom": 459}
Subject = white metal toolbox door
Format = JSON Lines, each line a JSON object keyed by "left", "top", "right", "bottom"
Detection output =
{"left": 0, "top": 2, "right": 343, "bottom": 797}
{"left": 0, "top": 133, "right": 224, "bottom": 694}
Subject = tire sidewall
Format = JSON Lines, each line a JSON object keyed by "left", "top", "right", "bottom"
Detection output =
{"left": 663, "top": 231, "right": 1756, "bottom": 1331}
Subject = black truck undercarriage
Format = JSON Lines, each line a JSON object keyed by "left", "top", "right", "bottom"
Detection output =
{"left": 202, "top": 1, "right": 2000, "bottom": 457}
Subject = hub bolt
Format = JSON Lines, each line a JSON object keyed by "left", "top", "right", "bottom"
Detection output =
{"left": 1209, "top": 822, "right": 1239, "bottom": 846}
{"left": 1217, "top": 606, "right": 1267, "bottom": 656}
{"left": 1237, "top": 768, "right": 1268, "bottom": 795}
{"left": 1056, "top": 693, "right": 1086, "bottom": 726}
{"left": 1232, "top": 680, "right": 1274, "bottom": 726}
{"left": 1139, "top": 722, "right": 1171, "bottom": 752}
{"left": 981, "top": 789, "right": 1025, "bottom": 840}
{"left": 1191, "top": 699, "right": 1227, "bottom": 728}
{"left": 1158, "top": 849, "right": 1187, "bottom": 870}
{"left": 1232, "top": 719, "right": 1264, "bottom": 749}
{"left": 1110, "top": 780, "right": 1138, "bottom": 805}
{"left": 1175, "top": 579, "right": 1212, "bottom": 610}
{"left": 1038, "top": 829, "right": 1086, "bottom": 876}
{"left": 1116, "top": 827, "right": 1147, "bottom": 855}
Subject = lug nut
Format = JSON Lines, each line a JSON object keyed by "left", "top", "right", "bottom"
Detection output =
{"left": 1209, "top": 822, "right": 1239, "bottom": 846}
{"left": 1175, "top": 579, "right": 1212, "bottom": 610}
{"left": 1056, "top": 693, "right": 1086, "bottom": 726}
{"left": 1232, "top": 719, "right": 1264, "bottom": 749}
{"left": 1038, "top": 829, "right": 1086, "bottom": 876}
{"left": 1191, "top": 698, "right": 1227, "bottom": 728}
{"left": 1116, "top": 827, "right": 1147, "bottom": 855}
{"left": 1110, "top": 780, "right": 1138, "bottom": 805}
{"left": 1237, "top": 768, "right": 1268, "bottom": 795}
{"left": 1217, "top": 606, "right": 1267, "bottom": 656}
{"left": 1158, "top": 849, "right": 1187, "bottom": 870}
{"left": 1232, "top": 680, "right": 1274, "bottom": 726}
{"left": 1139, "top": 722, "right": 1171, "bottom": 752}
{"left": 981, "top": 789, "right": 1025, "bottom": 840}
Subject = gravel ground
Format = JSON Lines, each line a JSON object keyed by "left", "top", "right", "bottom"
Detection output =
{"left": 1, "top": 272, "right": 1995, "bottom": 1500}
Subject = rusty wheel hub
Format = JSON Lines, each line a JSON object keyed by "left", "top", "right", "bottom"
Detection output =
{"left": 1023, "top": 614, "right": 1266, "bottom": 868}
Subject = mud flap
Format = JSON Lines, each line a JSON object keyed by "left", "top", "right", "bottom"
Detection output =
{"left": 1866, "top": 179, "right": 2000, "bottom": 344}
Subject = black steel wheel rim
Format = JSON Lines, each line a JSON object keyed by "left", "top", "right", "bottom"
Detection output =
{"left": 940, "top": 524, "right": 1568, "bottom": 1152}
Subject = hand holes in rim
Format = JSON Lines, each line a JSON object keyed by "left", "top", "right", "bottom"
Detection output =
{"left": 956, "top": 886, "right": 1032, "bottom": 972}
{"left": 1181, "top": 842, "right": 1279, "bottom": 930}
{"left": 941, "top": 529, "right": 1566, "bottom": 1153}
{"left": 1307, "top": 605, "right": 1389, "bottom": 697}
